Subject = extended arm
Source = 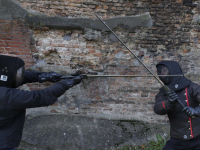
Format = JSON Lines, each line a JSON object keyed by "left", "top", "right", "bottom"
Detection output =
{"left": 22, "top": 71, "right": 62, "bottom": 84}
{"left": 7, "top": 76, "right": 82, "bottom": 109}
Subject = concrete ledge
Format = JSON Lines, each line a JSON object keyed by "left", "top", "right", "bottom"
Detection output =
{"left": 25, "top": 11, "right": 152, "bottom": 31}
{"left": 0, "top": 0, "right": 152, "bottom": 30}
{"left": 0, "top": 0, "right": 27, "bottom": 19}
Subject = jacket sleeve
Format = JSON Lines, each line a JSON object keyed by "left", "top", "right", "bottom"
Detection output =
{"left": 5, "top": 81, "right": 69, "bottom": 110}
{"left": 190, "top": 82, "right": 200, "bottom": 103}
{"left": 154, "top": 89, "right": 174, "bottom": 115}
{"left": 22, "top": 71, "right": 40, "bottom": 84}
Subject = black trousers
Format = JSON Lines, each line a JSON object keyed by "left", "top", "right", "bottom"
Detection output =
{"left": 163, "top": 135, "right": 200, "bottom": 150}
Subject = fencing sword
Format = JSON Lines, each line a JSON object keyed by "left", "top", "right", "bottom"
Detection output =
{"left": 60, "top": 75, "right": 183, "bottom": 79}
{"left": 94, "top": 13, "right": 186, "bottom": 109}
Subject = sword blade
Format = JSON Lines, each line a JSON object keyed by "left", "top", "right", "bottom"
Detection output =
{"left": 82, "top": 74, "right": 183, "bottom": 79}
{"left": 60, "top": 75, "right": 183, "bottom": 79}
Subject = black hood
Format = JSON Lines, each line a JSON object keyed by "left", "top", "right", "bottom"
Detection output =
{"left": 0, "top": 55, "right": 25, "bottom": 88}
{"left": 156, "top": 61, "right": 191, "bottom": 91}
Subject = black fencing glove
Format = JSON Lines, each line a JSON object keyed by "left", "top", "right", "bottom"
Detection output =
{"left": 71, "top": 72, "right": 81, "bottom": 76}
{"left": 183, "top": 106, "right": 200, "bottom": 117}
{"left": 38, "top": 72, "right": 62, "bottom": 83}
{"left": 165, "top": 90, "right": 179, "bottom": 109}
{"left": 166, "top": 90, "right": 178, "bottom": 104}
{"left": 61, "top": 75, "right": 83, "bottom": 88}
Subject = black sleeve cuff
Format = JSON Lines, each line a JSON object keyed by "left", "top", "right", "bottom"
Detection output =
{"left": 22, "top": 71, "right": 40, "bottom": 84}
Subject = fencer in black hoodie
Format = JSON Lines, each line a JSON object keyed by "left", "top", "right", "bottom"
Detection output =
{"left": 154, "top": 61, "right": 200, "bottom": 150}
{"left": 0, "top": 55, "right": 83, "bottom": 150}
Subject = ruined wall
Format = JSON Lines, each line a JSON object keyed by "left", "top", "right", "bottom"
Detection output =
{"left": 1, "top": 0, "right": 200, "bottom": 149}
{"left": 10, "top": 0, "right": 200, "bottom": 123}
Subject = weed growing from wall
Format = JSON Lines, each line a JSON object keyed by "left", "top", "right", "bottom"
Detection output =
{"left": 117, "top": 135, "right": 167, "bottom": 150}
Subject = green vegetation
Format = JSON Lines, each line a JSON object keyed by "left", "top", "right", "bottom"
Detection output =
{"left": 117, "top": 135, "right": 167, "bottom": 150}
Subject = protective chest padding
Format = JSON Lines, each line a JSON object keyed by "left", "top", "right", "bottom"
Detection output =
{"left": 0, "top": 55, "right": 25, "bottom": 87}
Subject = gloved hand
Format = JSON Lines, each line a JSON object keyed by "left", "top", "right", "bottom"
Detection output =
{"left": 61, "top": 75, "right": 83, "bottom": 88}
{"left": 183, "top": 106, "right": 200, "bottom": 117}
{"left": 71, "top": 72, "right": 81, "bottom": 76}
{"left": 38, "top": 72, "right": 62, "bottom": 83}
{"left": 166, "top": 90, "right": 178, "bottom": 104}
{"left": 165, "top": 90, "right": 178, "bottom": 109}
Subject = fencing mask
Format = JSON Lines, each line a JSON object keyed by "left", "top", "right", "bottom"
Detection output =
{"left": 0, "top": 55, "right": 25, "bottom": 88}
{"left": 157, "top": 64, "right": 170, "bottom": 84}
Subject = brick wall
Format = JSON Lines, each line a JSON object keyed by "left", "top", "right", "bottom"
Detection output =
{"left": 1, "top": 0, "right": 200, "bottom": 123}
{"left": 0, "top": 19, "right": 35, "bottom": 68}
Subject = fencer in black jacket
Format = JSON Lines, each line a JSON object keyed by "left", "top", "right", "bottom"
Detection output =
{"left": 154, "top": 61, "right": 200, "bottom": 150}
{"left": 0, "top": 55, "right": 83, "bottom": 150}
